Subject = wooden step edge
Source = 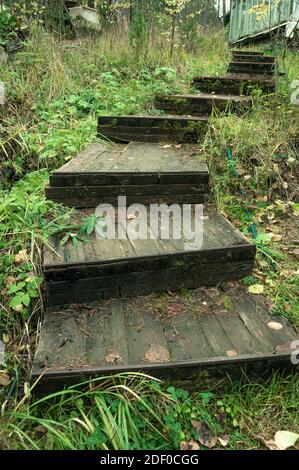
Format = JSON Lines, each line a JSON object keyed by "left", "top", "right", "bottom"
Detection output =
{"left": 44, "top": 243, "right": 256, "bottom": 271}
{"left": 31, "top": 350, "right": 296, "bottom": 384}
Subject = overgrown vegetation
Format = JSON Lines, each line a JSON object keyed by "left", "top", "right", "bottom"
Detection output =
{"left": 0, "top": 0, "right": 298, "bottom": 451}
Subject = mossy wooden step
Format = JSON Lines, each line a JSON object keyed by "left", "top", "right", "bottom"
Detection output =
{"left": 228, "top": 61, "right": 275, "bottom": 75}
{"left": 44, "top": 207, "right": 255, "bottom": 306}
{"left": 32, "top": 285, "right": 298, "bottom": 393}
{"left": 192, "top": 75, "right": 275, "bottom": 95}
{"left": 46, "top": 142, "right": 209, "bottom": 208}
{"left": 231, "top": 50, "right": 264, "bottom": 57}
{"left": 232, "top": 52, "right": 274, "bottom": 64}
{"left": 97, "top": 115, "right": 208, "bottom": 143}
{"left": 155, "top": 93, "right": 252, "bottom": 115}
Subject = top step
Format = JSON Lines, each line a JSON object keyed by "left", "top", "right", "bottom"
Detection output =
{"left": 232, "top": 54, "right": 275, "bottom": 64}
{"left": 98, "top": 115, "right": 209, "bottom": 144}
{"left": 231, "top": 50, "right": 264, "bottom": 57}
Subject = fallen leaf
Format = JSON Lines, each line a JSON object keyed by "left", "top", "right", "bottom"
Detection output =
{"left": 192, "top": 420, "right": 217, "bottom": 449}
{"left": 218, "top": 435, "right": 229, "bottom": 447}
{"left": 174, "top": 144, "right": 182, "bottom": 149}
{"left": 292, "top": 248, "right": 299, "bottom": 257}
{"left": 15, "top": 249, "right": 28, "bottom": 264}
{"left": 145, "top": 344, "right": 170, "bottom": 363}
{"left": 188, "top": 438, "right": 200, "bottom": 450}
{"left": 105, "top": 349, "right": 122, "bottom": 364}
{"left": 5, "top": 276, "right": 17, "bottom": 287}
{"left": 162, "top": 144, "right": 172, "bottom": 149}
{"left": 248, "top": 284, "right": 264, "bottom": 295}
{"left": 227, "top": 350, "right": 238, "bottom": 357}
{"left": 33, "top": 425, "right": 48, "bottom": 438}
{"left": 269, "top": 233, "right": 283, "bottom": 242}
{"left": 274, "top": 431, "right": 299, "bottom": 450}
{"left": 0, "top": 373, "right": 10, "bottom": 386}
{"left": 267, "top": 321, "right": 283, "bottom": 331}
{"left": 180, "top": 441, "right": 189, "bottom": 450}
{"left": 258, "top": 435, "right": 279, "bottom": 450}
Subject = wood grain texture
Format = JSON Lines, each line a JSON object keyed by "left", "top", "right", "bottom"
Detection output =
{"left": 192, "top": 75, "right": 275, "bottom": 95}
{"left": 44, "top": 207, "right": 255, "bottom": 306}
{"left": 97, "top": 115, "right": 208, "bottom": 143}
{"left": 155, "top": 93, "right": 252, "bottom": 115}
{"left": 32, "top": 285, "right": 299, "bottom": 393}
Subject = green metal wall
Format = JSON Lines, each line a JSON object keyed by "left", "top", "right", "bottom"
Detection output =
{"left": 229, "top": 0, "right": 299, "bottom": 43}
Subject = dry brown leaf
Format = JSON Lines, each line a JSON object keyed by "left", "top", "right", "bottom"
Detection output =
{"left": 267, "top": 321, "right": 283, "bottom": 331}
{"left": 218, "top": 435, "right": 230, "bottom": 447}
{"left": 258, "top": 435, "right": 279, "bottom": 450}
{"left": 33, "top": 425, "right": 48, "bottom": 438}
{"left": 145, "top": 344, "right": 170, "bottom": 363}
{"left": 180, "top": 441, "right": 189, "bottom": 450}
{"left": 0, "top": 373, "right": 10, "bottom": 386}
{"left": 192, "top": 420, "right": 217, "bottom": 449}
{"left": 227, "top": 350, "right": 238, "bottom": 357}
{"left": 5, "top": 276, "right": 17, "bottom": 287}
{"left": 105, "top": 349, "right": 122, "bottom": 364}
{"left": 275, "top": 342, "right": 296, "bottom": 353}
{"left": 15, "top": 249, "right": 28, "bottom": 264}
{"left": 179, "top": 438, "right": 200, "bottom": 450}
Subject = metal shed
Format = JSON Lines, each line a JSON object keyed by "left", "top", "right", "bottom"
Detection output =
{"left": 229, "top": 0, "right": 299, "bottom": 44}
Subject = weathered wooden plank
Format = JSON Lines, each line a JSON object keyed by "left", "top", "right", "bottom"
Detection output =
{"left": 32, "top": 287, "right": 298, "bottom": 393}
{"left": 192, "top": 75, "right": 275, "bottom": 95}
{"left": 99, "top": 115, "right": 208, "bottom": 127}
{"left": 232, "top": 54, "right": 275, "bottom": 64}
{"left": 49, "top": 142, "right": 209, "bottom": 188}
{"left": 46, "top": 183, "right": 208, "bottom": 197}
{"left": 231, "top": 50, "right": 265, "bottom": 57}
{"left": 228, "top": 61, "right": 274, "bottom": 75}
{"left": 98, "top": 115, "right": 208, "bottom": 144}
{"left": 46, "top": 194, "right": 208, "bottom": 209}
{"left": 125, "top": 300, "right": 170, "bottom": 365}
{"left": 46, "top": 260, "right": 254, "bottom": 306}
{"left": 155, "top": 93, "right": 252, "bottom": 115}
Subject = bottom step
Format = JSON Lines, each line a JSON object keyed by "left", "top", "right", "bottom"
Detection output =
{"left": 32, "top": 285, "right": 299, "bottom": 393}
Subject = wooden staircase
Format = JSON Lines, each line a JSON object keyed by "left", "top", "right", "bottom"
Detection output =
{"left": 33, "top": 51, "right": 297, "bottom": 392}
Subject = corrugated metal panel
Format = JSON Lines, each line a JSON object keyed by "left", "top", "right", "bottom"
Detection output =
{"left": 229, "top": 0, "right": 299, "bottom": 43}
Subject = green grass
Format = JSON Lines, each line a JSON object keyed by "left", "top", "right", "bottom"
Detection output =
{"left": 0, "top": 24, "right": 299, "bottom": 450}
{"left": 1, "top": 372, "right": 298, "bottom": 450}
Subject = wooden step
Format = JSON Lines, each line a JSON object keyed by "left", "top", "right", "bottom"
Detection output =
{"left": 46, "top": 142, "right": 209, "bottom": 208}
{"left": 232, "top": 53, "right": 275, "bottom": 64}
{"left": 192, "top": 75, "right": 275, "bottom": 95}
{"left": 97, "top": 115, "right": 208, "bottom": 143}
{"left": 228, "top": 61, "right": 275, "bottom": 75}
{"left": 155, "top": 93, "right": 252, "bottom": 115}
{"left": 231, "top": 50, "right": 264, "bottom": 57}
{"left": 44, "top": 207, "right": 255, "bottom": 306}
{"left": 32, "top": 285, "right": 298, "bottom": 393}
